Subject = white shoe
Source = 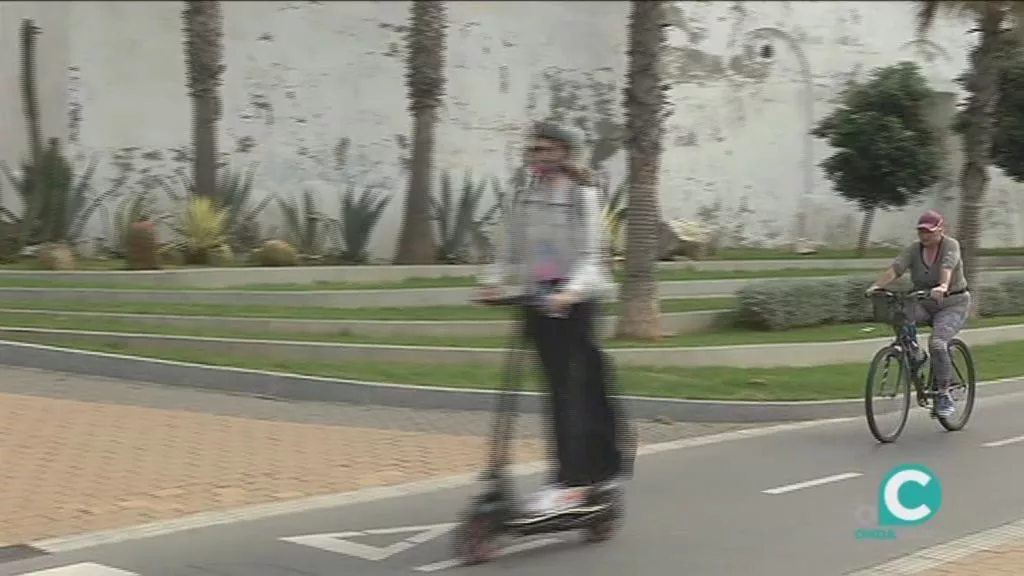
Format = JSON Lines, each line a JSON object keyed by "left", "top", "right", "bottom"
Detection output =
{"left": 524, "top": 484, "right": 589, "bottom": 517}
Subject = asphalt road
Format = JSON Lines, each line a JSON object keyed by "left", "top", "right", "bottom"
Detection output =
{"left": 7, "top": 389, "right": 1024, "bottom": 576}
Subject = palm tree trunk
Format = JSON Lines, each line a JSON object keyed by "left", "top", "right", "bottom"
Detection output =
{"left": 183, "top": 1, "right": 224, "bottom": 201}
{"left": 616, "top": 0, "right": 669, "bottom": 341}
{"left": 856, "top": 207, "right": 875, "bottom": 257}
{"left": 394, "top": 1, "right": 447, "bottom": 265}
{"left": 956, "top": 5, "right": 1003, "bottom": 312}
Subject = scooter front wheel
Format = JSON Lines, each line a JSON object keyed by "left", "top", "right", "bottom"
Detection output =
{"left": 453, "top": 515, "right": 498, "bottom": 565}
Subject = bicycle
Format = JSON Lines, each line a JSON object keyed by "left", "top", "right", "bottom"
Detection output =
{"left": 863, "top": 288, "right": 977, "bottom": 444}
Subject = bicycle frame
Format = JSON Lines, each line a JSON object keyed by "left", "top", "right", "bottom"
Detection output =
{"left": 864, "top": 288, "right": 978, "bottom": 442}
{"left": 871, "top": 290, "right": 937, "bottom": 409}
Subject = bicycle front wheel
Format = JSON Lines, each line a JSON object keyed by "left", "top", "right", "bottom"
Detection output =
{"left": 938, "top": 338, "right": 977, "bottom": 432}
{"left": 865, "top": 346, "right": 911, "bottom": 443}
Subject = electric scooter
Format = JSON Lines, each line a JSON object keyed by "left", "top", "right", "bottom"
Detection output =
{"left": 451, "top": 293, "right": 625, "bottom": 566}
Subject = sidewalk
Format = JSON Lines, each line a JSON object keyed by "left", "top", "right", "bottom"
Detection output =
{"left": 0, "top": 366, "right": 757, "bottom": 547}
{"left": 851, "top": 519, "right": 1024, "bottom": 575}
{"left": 0, "top": 390, "right": 546, "bottom": 546}
{"left": 919, "top": 541, "right": 1024, "bottom": 575}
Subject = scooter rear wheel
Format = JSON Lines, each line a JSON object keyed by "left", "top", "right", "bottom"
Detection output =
{"left": 453, "top": 516, "right": 498, "bottom": 565}
{"left": 584, "top": 519, "right": 619, "bottom": 543}
{"left": 583, "top": 490, "right": 624, "bottom": 543}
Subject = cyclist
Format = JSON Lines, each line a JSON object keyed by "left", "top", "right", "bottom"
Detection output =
{"left": 474, "top": 120, "right": 633, "bottom": 518}
{"left": 866, "top": 209, "right": 970, "bottom": 417}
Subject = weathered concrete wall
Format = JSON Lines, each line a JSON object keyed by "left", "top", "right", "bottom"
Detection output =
{"left": 0, "top": 1, "right": 69, "bottom": 185}
{"left": 4, "top": 0, "right": 1024, "bottom": 259}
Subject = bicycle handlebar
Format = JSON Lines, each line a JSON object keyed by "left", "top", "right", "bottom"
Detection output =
{"left": 865, "top": 288, "right": 932, "bottom": 300}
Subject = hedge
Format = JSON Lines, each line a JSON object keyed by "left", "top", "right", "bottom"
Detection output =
{"left": 734, "top": 273, "right": 1024, "bottom": 331}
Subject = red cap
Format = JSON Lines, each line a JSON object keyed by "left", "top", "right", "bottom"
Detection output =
{"left": 917, "top": 210, "right": 944, "bottom": 232}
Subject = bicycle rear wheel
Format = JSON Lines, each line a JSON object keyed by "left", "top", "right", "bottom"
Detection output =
{"left": 865, "top": 346, "right": 911, "bottom": 443}
{"left": 937, "top": 338, "right": 977, "bottom": 432}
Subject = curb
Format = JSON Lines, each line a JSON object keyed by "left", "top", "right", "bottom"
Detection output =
{"left": 1, "top": 339, "right": 1022, "bottom": 423}
{"left": 0, "top": 308, "right": 729, "bottom": 338}
{"left": 2, "top": 322, "right": 1023, "bottom": 368}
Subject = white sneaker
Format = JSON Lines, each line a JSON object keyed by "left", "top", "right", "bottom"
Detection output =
{"left": 524, "top": 484, "right": 589, "bottom": 517}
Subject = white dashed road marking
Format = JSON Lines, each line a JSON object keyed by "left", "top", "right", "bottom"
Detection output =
{"left": 982, "top": 434, "right": 1024, "bottom": 448}
{"left": 761, "top": 472, "right": 863, "bottom": 495}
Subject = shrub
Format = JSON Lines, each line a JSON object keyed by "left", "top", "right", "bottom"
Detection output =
{"left": 209, "top": 243, "right": 234, "bottom": 267}
{"left": 980, "top": 274, "right": 1024, "bottom": 317}
{"left": 735, "top": 272, "right": 1024, "bottom": 331}
{"left": 125, "top": 220, "right": 161, "bottom": 270}
{"left": 36, "top": 242, "right": 75, "bottom": 270}
{"left": 257, "top": 239, "right": 298, "bottom": 267}
{"left": 734, "top": 274, "right": 910, "bottom": 331}
{"left": 977, "top": 285, "right": 1011, "bottom": 317}
{"left": 0, "top": 222, "right": 20, "bottom": 264}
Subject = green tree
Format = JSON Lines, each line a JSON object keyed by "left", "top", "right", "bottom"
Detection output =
{"left": 811, "top": 61, "right": 942, "bottom": 256}
{"left": 393, "top": 1, "right": 448, "bottom": 265}
{"left": 916, "top": 1, "right": 1024, "bottom": 298}
{"left": 182, "top": 1, "right": 225, "bottom": 201}
{"left": 616, "top": 0, "right": 671, "bottom": 340}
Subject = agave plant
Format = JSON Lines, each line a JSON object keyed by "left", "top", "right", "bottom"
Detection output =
{"left": 431, "top": 169, "right": 503, "bottom": 264}
{"left": 0, "top": 138, "right": 125, "bottom": 249}
{"left": 157, "top": 162, "right": 272, "bottom": 250}
{"left": 331, "top": 184, "right": 391, "bottom": 264}
{"left": 170, "top": 195, "right": 229, "bottom": 264}
{"left": 277, "top": 189, "right": 328, "bottom": 258}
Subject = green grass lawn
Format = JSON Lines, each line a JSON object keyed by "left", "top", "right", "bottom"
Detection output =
{"left": 0, "top": 297, "right": 735, "bottom": 321}
{"left": 5, "top": 334, "right": 1023, "bottom": 401}
{"left": 0, "top": 267, "right": 876, "bottom": 291}
{"left": 0, "top": 310, "right": 1021, "bottom": 348}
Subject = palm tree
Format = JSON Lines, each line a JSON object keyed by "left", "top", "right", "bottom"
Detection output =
{"left": 616, "top": 0, "right": 670, "bottom": 340}
{"left": 393, "top": 1, "right": 448, "bottom": 265}
{"left": 915, "top": 1, "right": 1024, "bottom": 298}
{"left": 182, "top": 0, "right": 225, "bottom": 200}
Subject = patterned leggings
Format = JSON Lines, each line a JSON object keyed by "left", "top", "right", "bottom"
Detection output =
{"left": 908, "top": 293, "right": 971, "bottom": 386}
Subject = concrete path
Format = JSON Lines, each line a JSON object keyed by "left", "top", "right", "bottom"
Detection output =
{"left": 3, "top": 375, "right": 1024, "bottom": 575}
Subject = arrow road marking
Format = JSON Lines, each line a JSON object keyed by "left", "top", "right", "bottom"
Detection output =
{"left": 13, "top": 564, "right": 140, "bottom": 575}
{"left": 413, "top": 537, "right": 565, "bottom": 572}
{"left": 280, "top": 522, "right": 456, "bottom": 562}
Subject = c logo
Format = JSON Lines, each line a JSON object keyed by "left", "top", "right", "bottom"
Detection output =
{"left": 878, "top": 464, "right": 942, "bottom": 526}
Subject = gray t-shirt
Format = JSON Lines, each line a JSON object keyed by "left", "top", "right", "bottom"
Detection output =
{"left": 891, "top": 237, "right": 968, "bottom": 293}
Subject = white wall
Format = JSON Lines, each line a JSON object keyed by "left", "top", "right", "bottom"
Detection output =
{"left": 0, "top": 1, "right": 68, "bottom": 189}
{"left": 4, "top": 0, "right": 1024, "bottom": 258}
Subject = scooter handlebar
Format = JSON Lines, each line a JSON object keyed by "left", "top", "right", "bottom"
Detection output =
{"left": 471, "top": 293, "right": 551, "bottom": 308}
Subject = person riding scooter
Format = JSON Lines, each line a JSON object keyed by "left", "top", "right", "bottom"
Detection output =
{"left": 474, "top": 121, "right": 634, "bottom": 518}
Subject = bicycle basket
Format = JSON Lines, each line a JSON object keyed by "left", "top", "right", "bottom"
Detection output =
{"left": 870, "top": 295, "right": 902, "bottom": 325}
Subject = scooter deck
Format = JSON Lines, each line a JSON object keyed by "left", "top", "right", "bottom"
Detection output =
{"left": 502, "top": 503, "right": 618, "bottom": 536}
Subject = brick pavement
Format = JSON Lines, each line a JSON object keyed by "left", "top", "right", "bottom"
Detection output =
{"left": 850, "top": 519, "right": 1024, "bottom": 575}
{"left": 0, "top": 366, "right": 762, "bottom": 547}
{"left": 916, "top": 540, "right": 1024, "bottom": 575}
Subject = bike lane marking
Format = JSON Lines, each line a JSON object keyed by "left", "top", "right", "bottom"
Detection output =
{"left": 761, "top": 472, "right": 863, "bottom": 495}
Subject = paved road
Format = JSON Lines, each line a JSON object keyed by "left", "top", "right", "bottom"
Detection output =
{"left": 6, "top": 389, "right": 1024, "bottom": 576}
